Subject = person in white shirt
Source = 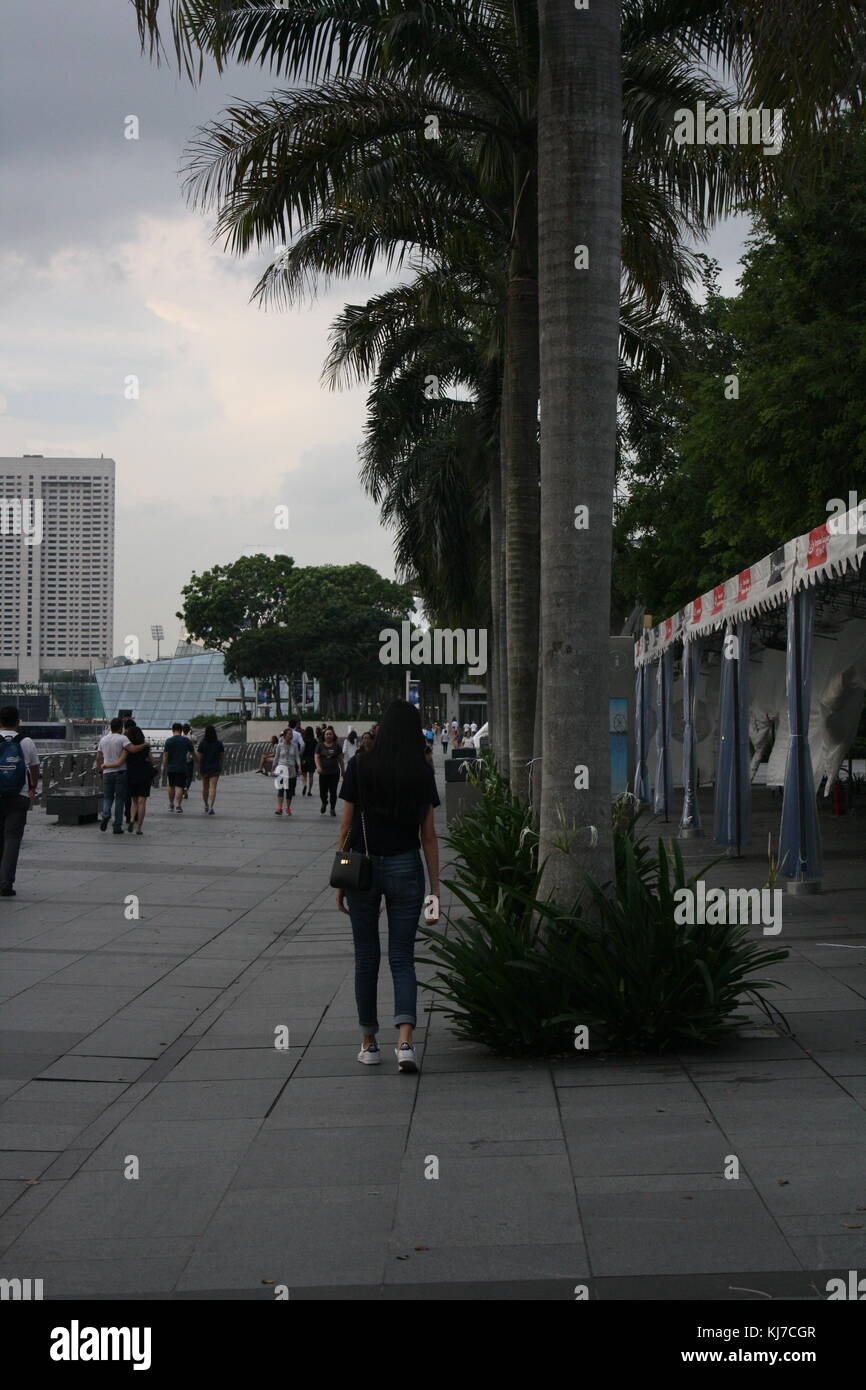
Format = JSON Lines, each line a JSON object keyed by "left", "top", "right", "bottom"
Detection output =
{"left": 96, "top": 718, "right": 131, "bottom": 834}
{"left": 343, "top": 729, "right": 359, "bottom": 762}
{"left": 274, "top": 730, "right": 301, "bottom": 816}
{"left": 0, "top": 705, "right": 40, "bottom": 897}
{"left": 470, "top": 721, "right": 478, "bottom": 735}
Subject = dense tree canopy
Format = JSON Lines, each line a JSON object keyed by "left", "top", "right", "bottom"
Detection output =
{"left": 614, "top": 121, "right": 866, "bottom": 624}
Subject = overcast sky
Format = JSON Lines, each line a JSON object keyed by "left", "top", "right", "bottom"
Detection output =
{"left": 0, "top": 0, "right": 750, "bottom": 661}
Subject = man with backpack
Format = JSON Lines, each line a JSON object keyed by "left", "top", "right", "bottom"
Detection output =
{"left": 0, "top": 705, "right": 40, "bottom": 897}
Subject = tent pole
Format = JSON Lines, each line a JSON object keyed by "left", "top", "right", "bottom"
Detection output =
{"left": 793, "top": 590, "right": 808, "bottom": 879}
{"left": 732, "top": 624, "right": 741, "bottom": 857}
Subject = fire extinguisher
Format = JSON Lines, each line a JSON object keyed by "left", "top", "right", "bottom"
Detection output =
{"left": 831, "top": 778, "right": 845, "bottom": 816}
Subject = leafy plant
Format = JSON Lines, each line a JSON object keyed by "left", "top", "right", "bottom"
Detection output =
{"left": 421, "top": 772, "right": 789, "bottom": 1056}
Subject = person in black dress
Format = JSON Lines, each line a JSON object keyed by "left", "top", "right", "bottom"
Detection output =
{"left": 197, "top": 725, "right": 224, "bottom": 814}
{"left": 315, "top": 727, "right": 344, "bottom": 815}
{"left": 104, "top": 724, "right": 154, "bottom": 834}
{"left": 300, "top": 726, "right": 317, "bottom": 797}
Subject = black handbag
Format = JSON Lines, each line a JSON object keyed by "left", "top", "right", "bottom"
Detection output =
{"left": 329, "top": 767, "right": 372, "bottom": 892}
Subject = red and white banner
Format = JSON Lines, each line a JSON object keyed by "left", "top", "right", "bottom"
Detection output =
{"left": 635, "top": 506, "right": 866, "bottom": 667}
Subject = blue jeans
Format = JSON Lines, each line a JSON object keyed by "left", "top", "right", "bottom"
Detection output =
{"left": 345, "top": 849, "right": 425, "bottom": 1031}
{"left": 101, "top": 771, "right": 127, "bottom": 829}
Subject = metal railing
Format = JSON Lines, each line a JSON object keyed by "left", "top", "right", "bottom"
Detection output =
{"left": 37, "top": 742, "right": 273, "bottom": 801}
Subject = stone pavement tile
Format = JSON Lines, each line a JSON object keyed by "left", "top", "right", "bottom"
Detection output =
{"left": 407, "top": 1108, "right": 564, "bottom": 1149}
{"left": 230, "top": 1125, "right": 406, "bottom": 1190}
{"left": 129, "top": 1078, "right": 285, "bottom": 1121}
{"left": 391, "top": 1153, "right": 581, "bottom": 1248}
{"left": 676, "top": 1036, "right": 808, "bottom": 1063}
{"left": 776, "top": 1214, "right": 866, "bottom": 1268}
{"left": 0, "top": 1117, "right": 93, "bottom": 1151}
{"left": 0, "top": 1151, "right": 58, "bottom": 1180}
{"left": 265, "top": 1075, "right": 417, "bottom": 1129}
{"left": 737, "top": 1143, "right": 866, "bottom": 1215}
{"left": 798, "top": 1051, "right": 866, "bottom": 1076}
{"left": 163, "top": 958, "right": 249, "bottom": 988}
{"left": 5, "top": 1162, "right": 240, "bottom": 1252}
{"left": 703, "top": 1096, "right": 866, "bottom": 1147}
{"left": 163, "top": 1048, "right": 299, "bottom": 1082}
{"left": 694, "top": 1075, "right": 849, "bottom": 1103}
{"left": 562, "top": 1114, "right": 728, "bottom": 1176}
{"left": 47, "top": 956, "right": 179, "bottom": 989}
{"left": 23, "top": 921, "right": 141, "bottom": 950}
{"left": 1, "top": 1256, "right": 191, "bottom": 1297}
{"left": 306, "top": 1021, "right": 426, "bottom": 1047}
{"left": 552, "top": 1059, "right": 687, "bottom": 1087}
{"left": 783, "top": 1010, "right": 866, "bottom": 1050}
{"left": 289, "top": 1046, "right": 391, "bottom": 1079}
{"left": 576, "top": 1171, "right": 755, "bottom": 1194}
{"left": 80, "top": 1118, "right": 263, "bottom": 1171}
{"left": 678, "top": 1057, "right": 827, "bottom": 1081}
{"left": 413, "top": 1068, "right": 555, "bottom": 1106}
{"left": 177, "top": 1185, "right": 397, "bottom": 1290}
{"left": 557, "top": 1082, "right": 710, "bottom": 1119}
{"left": 12, "top": 1080, "right": 129, "bottom": 1108}
{"left": 0, "top": 1181, "right": 31, "bottom": 1216}
{"left": 838, "top": 1076, "right": 866, "bottom": 1106}
{"left": 0, "top": 1181, "right": 66, "bottom": 1255}
{"left": 69, "top": 1022, "right": 186, "bottom": 1058}
{"left": 36, "top": 1056, "right": 152, "bottom": 1084}
{"left": 406, "top": 1137, "right": 567, "bottom": 1160}
{"left": 383, "top": 1242, "right": 590, "bottom": 1284}
{"left": 580, "top": 1190, "right": 800, "bottom": 1276}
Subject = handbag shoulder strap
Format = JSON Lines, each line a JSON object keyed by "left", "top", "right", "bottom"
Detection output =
{"left": 341, "top": 757, "right": 369, "bottom": 856}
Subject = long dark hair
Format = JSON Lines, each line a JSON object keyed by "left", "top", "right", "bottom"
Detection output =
{"left": 303, "top": 726, "right": 316, "bottom": 749}
{"left": 127, "top": 724, "right": 145, "bottom": 745}
{"left": 202, "top": 725, "right": 217, "bottom": 742}
{"left": 361, "top": 700, "right": 429, "bottom": 825}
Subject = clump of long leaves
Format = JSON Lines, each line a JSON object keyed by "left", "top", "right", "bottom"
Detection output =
{"left": 420, "top": 775, "right": 789, "bottom": 1056}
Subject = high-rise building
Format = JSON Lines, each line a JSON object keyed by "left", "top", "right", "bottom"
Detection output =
{"left": 0, "top": 456, "right": 115, "bottom": 682}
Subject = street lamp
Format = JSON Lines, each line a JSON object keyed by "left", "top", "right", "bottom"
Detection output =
{"left": 151, "top": 625, "right": 165, "bottom": 661}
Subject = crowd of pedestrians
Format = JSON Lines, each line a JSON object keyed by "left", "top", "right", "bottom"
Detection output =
{"left": 3, "top": 701, "right": 450, "bottom": 1077}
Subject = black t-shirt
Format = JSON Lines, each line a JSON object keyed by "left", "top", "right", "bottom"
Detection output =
{"left": 339, "top": 755, "right": 439, "bottom": 856}
{"left": 198, "top": 739, "right": 224, "bottom": 774}
{"left": 164, "top": 735, "right": 194, "bottom": 771}
{"left": 316, "top": 740, "right": 342, "bottom": 777}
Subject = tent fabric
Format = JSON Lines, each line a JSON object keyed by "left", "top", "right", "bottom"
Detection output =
{"left": 635, "top": 506, "right": 866, "bottom": 668}
{"left": 713, "top": 621, "right": 752, "bottom": 851}
{"left": 680, "top": 637, "right": 702, "bottom": 834}
{"left": 633, "top": 662, "right": 650, "bottom": 803}
{"left": 653, "top": 648, "right": 674, "bottom": 818}
{"left": 779, "top": 592, "right": 823, "bottom": 882}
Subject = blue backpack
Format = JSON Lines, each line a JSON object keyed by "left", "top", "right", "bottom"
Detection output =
{"left": 0, "top": 735, "right": 27, "bottom": 796}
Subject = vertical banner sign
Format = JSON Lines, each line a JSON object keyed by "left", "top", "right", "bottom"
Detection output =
{"left": 406, "top": 677, "right": 421, "bottom": 707}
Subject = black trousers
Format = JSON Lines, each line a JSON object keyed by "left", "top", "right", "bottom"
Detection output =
{"left": 319, "top": 772, "right": 340, "bottom": 810}
{"left": 0, "top": 795, "right": 30, "bottom": 890}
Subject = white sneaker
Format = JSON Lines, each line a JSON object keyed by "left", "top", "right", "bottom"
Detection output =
{"left": 357, "top": 1042, "right": 381, "bottom": 1065}
{"left": 395, "top": 1042, "right": 418, "bottom": 1074}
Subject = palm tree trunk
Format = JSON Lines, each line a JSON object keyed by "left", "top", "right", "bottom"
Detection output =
{"left": 538, "top": 0, "right": 622, "bottom": 899}
{"left": 502, "top": 167, "right": 540, "bottom": 794}
{"left": 488, "top": 447, "right": 508, "bottom": 775}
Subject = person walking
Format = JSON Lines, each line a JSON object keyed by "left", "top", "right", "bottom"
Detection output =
{"left": 97, "top": 718, "right": 131, "bottom": 834}
{"left": 181, "top": 723, "right": 195, "bottom": 799}
{"left": 335, "top": 699, "right": 440, "bottom": 1073}
{"left": 103, "top": 723, "right": 154, "bottom": 834}
{"left": 440, "top": 722, "right": 449, "bottom": 755}
{"left": 315, "top": 726, "right": 344, "bottom": 816}
{"left": 0, "top": 705, "right": 40, "bottom": 897}
{"left": 300, "top": 726, "right": 317, "bottom": 796}
{"left": 163, "top": 723, "right": 194, "bottom": 813}
{"left": 273, "top": 729, "right": 301, "bottom": 815}
{"left": 257, "top": 736, "right": 278, "bottom": 775}
{"left": 342, "top": 728, "right": 359, "bottom": 763}
{"left": 359, "top": 730, "right": 374, "bottom": 754}
{"left": 197, "top": 725, "right": 224, "bottom": 814}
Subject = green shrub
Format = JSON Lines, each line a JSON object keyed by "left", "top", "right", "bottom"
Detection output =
{"left": 421, "top": 779, "right": 789, "bottom": 1056}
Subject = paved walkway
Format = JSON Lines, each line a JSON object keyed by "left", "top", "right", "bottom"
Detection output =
{"left": 0, "top": 764, "right": 864, "bottom": 1299}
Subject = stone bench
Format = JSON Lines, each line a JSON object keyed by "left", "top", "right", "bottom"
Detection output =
{"left": 44, "top": 790, "right": 101, "bottom": 825}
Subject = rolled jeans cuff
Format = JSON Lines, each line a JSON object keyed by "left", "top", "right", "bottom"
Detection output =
{"left": 393, "top": 1014, "right": 416, "bottom": 1027}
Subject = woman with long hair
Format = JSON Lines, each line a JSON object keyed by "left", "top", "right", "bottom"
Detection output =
{"left": 336, "top": 700, "right": 440, "bottom": 1073}
{"left": 197, "top": 725, "right": 224, "bottom": 814}
{"left": 300, "top": 726, "right": 317, "bottom": 796}
{"left": 315, "top": 726, "right": 344, "bottom": 816}
{"left": 273, "top": 729, "right": 301, "bottom": 816}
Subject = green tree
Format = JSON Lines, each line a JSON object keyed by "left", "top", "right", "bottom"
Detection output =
{"left": 617, "top": 125, "right": 866, "bottom": 619}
